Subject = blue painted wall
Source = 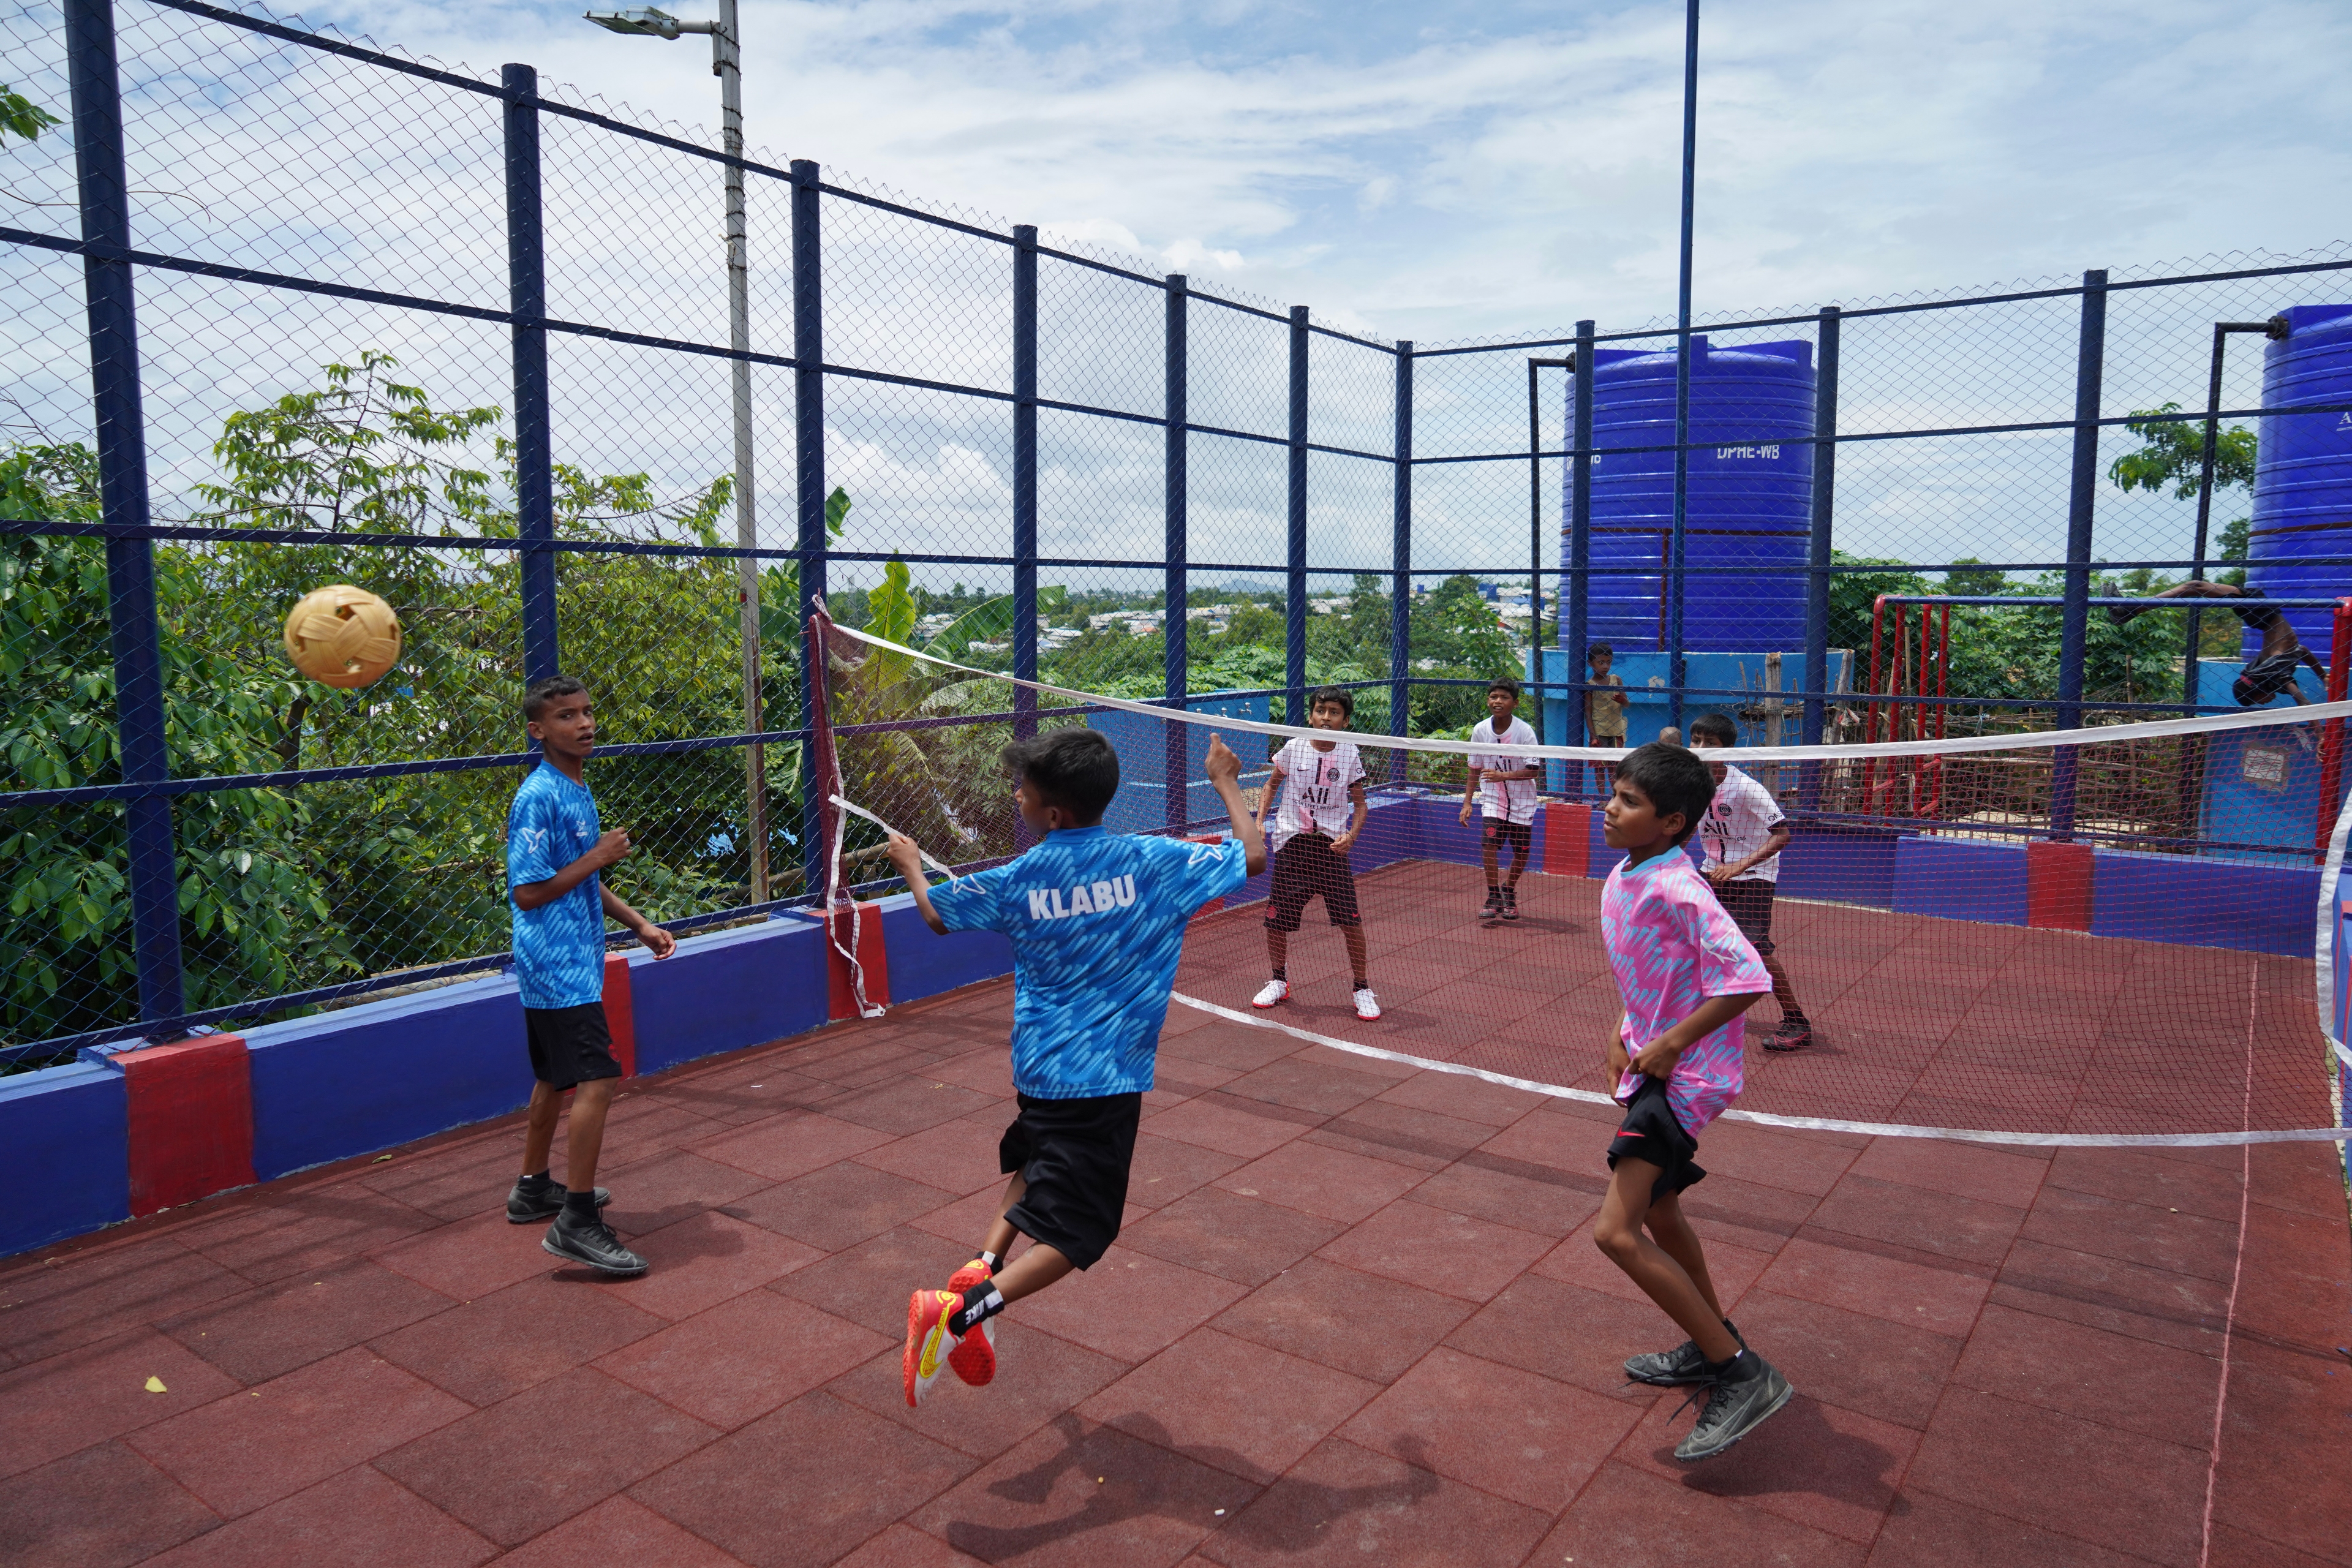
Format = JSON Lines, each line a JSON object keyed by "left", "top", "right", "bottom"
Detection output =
{"left": 0, "top": 1063, "right": 130, "bottom": 1259}
{"left": 1891, "top": 839, "right": 2029, "bottom": 926}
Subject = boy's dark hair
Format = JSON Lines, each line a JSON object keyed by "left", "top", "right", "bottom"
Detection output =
{"left": 1587, "top": 642, "right": 1614, "bottom": 662}
{"left": 1000, "top": 727, "right": 1120, "bottom": 824}
{"left": 1615, "top": 741, "right": 1714, "bottom": 845}
{"left": 1308, "top": 685, "right": 1354, "bottom": 721}
{"left": 524, "top": 674, "right": 589, "bottom": 723}
{"left": 1688, "top": 712, "right": 1738, "bottom": 747}
{"left": 1487, "top": 677, "right": 1521, "bottom": 700}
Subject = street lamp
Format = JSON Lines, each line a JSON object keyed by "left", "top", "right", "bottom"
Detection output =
{"left": 584, "top": 2, "right": 770, "bottom": 903}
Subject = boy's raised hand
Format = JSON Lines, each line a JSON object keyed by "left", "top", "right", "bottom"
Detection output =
{"left": 1204, "top": 734, "right": 1240, "bottom": 788}
{"left": 884, "top": 832, "right": 925, "bottom": 884}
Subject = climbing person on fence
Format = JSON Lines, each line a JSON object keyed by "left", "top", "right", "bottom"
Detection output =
{"left": 2109, "top": 581, "right": 2326, "bottom": 707}
{"left": 1688, "top": 712, "right": 1812, "bottom": 1052}
{"left": 505, "top": 674, "right": 676, "bottom": 1278}
{"left": 883, "top": 727, "right": 1265, "bottom": 1407}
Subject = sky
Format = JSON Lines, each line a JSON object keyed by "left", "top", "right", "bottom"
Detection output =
{"left": 294, "top": 0, "right": 2352, "bottom": 343}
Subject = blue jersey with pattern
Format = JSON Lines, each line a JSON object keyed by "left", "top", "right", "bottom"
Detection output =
{"left": 927, "top": 826, "right": 1249, "bottom": 1098}
{"left": 506, "top": 763, "right": 606, "bottom": 1009}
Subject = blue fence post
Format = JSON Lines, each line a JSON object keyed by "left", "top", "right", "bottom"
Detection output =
{"left": 1667, "top": 0, "right": 1701, "bottom": 736}
{"left": 1801, "top": 305, "right": 1840, "bottom": 808}
{"left": 1567, "top": 321, "right": 1595, "bottom": 769}
{"left": 2052, "top": 268, "right": 2109, "bottom": 837}
{"left": 791, "top": 158, "right": 826, "bottom": 898}
{"left": 1390, "top": 342, "right": 1412, "bottom": 771}
{"left": 1163, "top": 273, "right": 1188, "bottom": 831}
{"left": 502, "top": 64, "right": 558, "bottom": 685}
{"left": 1287, "top": 304, "right": 1310, "bottom": 727}
{"left": 67, "top": 0, "right": 183, "bottom": 1030}
{"left": 1012, "top": 225, "right": 1039, "bottom": 744}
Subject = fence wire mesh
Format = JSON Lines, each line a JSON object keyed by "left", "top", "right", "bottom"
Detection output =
{"left": 6, "top": 0, "right": 2352, "bottom": 1069}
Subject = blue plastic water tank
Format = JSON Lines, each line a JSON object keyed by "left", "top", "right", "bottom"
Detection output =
{"left": 1564, "top": 337, "right": 1816, "bottom": 653}
{"left": 2244, "top": 303, "right": 2352, "bottom": 662}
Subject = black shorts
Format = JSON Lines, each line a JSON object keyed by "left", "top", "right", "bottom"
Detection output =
{"left": 524, "top": 1002, "right": 622, "bottom": 1090}
{"left": 1713, "top": 878, "right": 1777, "bottom": 956}
{"left": 1607, "top": 1076, "right": 1708, "bottom": 1205}
{"left": 999, "top": 1091, "right": 1143, "bottom": 1270}
{"left": 2234, "top": 650, "right": 2302, "bottom": 707}
{"left": 1482, "top": 817, "right": 1532, "bottom": 854}
{"left": 1265, "top": 834, "right": 1360, "bottom": 932}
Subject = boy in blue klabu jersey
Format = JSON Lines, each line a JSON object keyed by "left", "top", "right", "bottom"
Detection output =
{"left": 883, "top": 727, "right": 1266, "bottom": 1407}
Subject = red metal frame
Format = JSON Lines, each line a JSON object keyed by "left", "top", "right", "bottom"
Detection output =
{"left": 2315, "top": 598, "right": 2352, "bottom": 859}
{"left": 1862, "top": 595, "right": 1951, "bottom": 820}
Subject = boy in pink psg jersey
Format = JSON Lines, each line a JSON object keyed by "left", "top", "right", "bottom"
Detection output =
{"left": 1592, "top": 741, "right": 1792, "bottom": 1463}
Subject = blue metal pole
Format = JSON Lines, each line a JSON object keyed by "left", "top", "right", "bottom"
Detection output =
{"left": 1012, "top": 225, "right": 1039, "bottom": 742}
{"left": 502, "top": 64, "right": 557, "bottom": 685}
{"left": 1668, "top": 0, "right": 1699, "bottom": 735}
{"left": 2052, "top": 268, "right": 2108, "bottom": 837}
{"left": 68, "top": 0, "right": 183, "bottom": 1030}
{"left": 1569, "top": 321, "right": 1595, "bottom": 771}
{"left": 791, "top": 158, "right": 826, "bottom": 896}
{"left": 1164, "top": 273, "right": 1188, "bottom": 831}
{"left": 1802, "top": 306, "right": 1839, "bottom": 769}
{"left": 1287, "top": 304, "right": 1310, "bottom": 728}
{"left": 1390, "top": 342, "right": 1412, "bottom": 771}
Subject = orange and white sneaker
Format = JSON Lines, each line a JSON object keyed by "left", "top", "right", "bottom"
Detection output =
{"left": 903, "top": 1289, "right": 964, "bottom": 1408}
{"left": 943, "top": 1261, "right": 998, "bottom": 1387}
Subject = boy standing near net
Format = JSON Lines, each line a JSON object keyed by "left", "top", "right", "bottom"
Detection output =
{"left": 1460, "top": 678, "right": 1540, "bottom": 921}
{"left": 1594, "top": 741, "right": 1792, "bottom": 1461}
{"left": 1251, "top": 687, "right": 1380, "bottom": 1022}
{"left": 506, "top": 675, "right": 676, "bottom": 1277}
{"left": 883, "top": 728, "right": 1263, "bottom": 1406}
{"left": 1586, "top": 643, "right": 1630, "bottom": 794}
{"left": 1689, "top": 712, "right": 1812, "bottom": 1050}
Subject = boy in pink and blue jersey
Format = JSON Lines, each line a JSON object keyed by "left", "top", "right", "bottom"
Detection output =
{"left": 1593, "top": 741, "right": 1793, "bottom": 1463}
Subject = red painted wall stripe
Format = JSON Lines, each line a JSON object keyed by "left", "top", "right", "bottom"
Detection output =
{"left": 827, "top": 903, "right": 892, "bottom": 1019}
{"left": 118, "top": 1034, "right": 256, "bottom": 1216}
{"left": 601, "top": 953, "right": 637, "bottom": 1078}
{"left": 1542, "top": 802, "right": 1591, "bottom": 878}
{"left": 2026, "top": 840, "right": 2095, "bottom": 932}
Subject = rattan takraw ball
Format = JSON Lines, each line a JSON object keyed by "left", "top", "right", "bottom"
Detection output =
{"left": 282, "top": 584, "right": 402, "bottom": 688}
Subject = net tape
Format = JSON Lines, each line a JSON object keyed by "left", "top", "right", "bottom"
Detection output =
{"left": 823, "top": 622, "right": 2352, "bottom": 765}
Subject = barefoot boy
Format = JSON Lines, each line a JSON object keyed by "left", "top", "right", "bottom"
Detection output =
{"left": 1460, "top": 678, "right": 1540, "bottom": 921}
{"left": 1586, "top": 643, "right": 1629, "bottom": 794}
{"left": 885, "top": 728, "right": 1265, "bottom": 1406}
{"left": 1251, "top": 687, "right": 1379, "bottom": 1021}
{"left": 1593, "top": 741, "right": 1793, "bottom": 1461}
{"left": 505, "top": 675, "right": 676, "bottom": 1276}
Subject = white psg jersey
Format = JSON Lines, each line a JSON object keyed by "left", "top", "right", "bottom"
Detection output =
{"left": 1699, "top": 764, "right": 1786, "bottom": 883}
{"left": 1469, "top": 716, "right": 1540, "bottom": 824}
{"left": 1270, "top": 736, "right": 1365, "bottom": 848}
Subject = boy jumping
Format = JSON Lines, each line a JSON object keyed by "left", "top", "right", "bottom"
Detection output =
{"left": 1460, "top": 678, "right": 1540, "bottom": 921}
{"left": 505, "top": 675, "right": 676, "bottom": 1276}
{"left": 885, "top": 728, "right": 1264, "bottom": 1406}
{"left": 1251, "top": 686, "right": 1379, "bottom": 1022}
{"left": 1688, "top": 713, "right": 1812, "bottom": 1050}
{"left": 1594, "top": 741, "right": 1792, "bottom": 1461}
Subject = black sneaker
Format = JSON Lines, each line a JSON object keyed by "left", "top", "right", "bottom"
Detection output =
{"left": 1499, "top": 889, "right": 1520, "bottom": 921}
{"left": 1764, "top": 1017, "right": 1813, "bottom": 1053}
{"left": 1624, "top": 1319, "right": 1745, "bottom": 1385}
{"left": 1673, "top": 1351, "right": 1793, "bottom": 1462}
{"left": 1479, "top": 889, "right": 1502, "bottom": 920}
{"left": 543, "top": 1212, "right": 649, "bottom": 1276}
{"left": 505, "top": 1178, "right": 612, "bottom": 1224}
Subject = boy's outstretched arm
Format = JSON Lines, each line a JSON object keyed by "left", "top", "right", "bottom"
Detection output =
{"left": 1206, "top": 736, "right": 1268, "bottom": 875}
{"left": 886, "top": 834, "right": 950, "bottom": 934}
{"left": 599, "top": 884, "right": 676, "bottom": 957}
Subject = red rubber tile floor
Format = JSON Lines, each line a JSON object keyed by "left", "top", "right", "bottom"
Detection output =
{"left": 2, "top": 975, "right": 2348, "bottom": 1567}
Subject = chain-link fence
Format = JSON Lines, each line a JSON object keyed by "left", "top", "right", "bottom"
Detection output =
{"left": 7, "top": 0, "right": 2351, "bottom": 1063}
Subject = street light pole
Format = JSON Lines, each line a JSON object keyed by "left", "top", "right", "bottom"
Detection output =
{"left": 582, "top": 4, "right": 766, "bottom": 902}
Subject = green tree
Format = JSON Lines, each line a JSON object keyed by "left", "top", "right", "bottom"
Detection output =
{"left": 2111, "top": 403, "right": 2256, "bottom": 587}
{"left": 1, "top": 84, "right": 60, "bottom": 146}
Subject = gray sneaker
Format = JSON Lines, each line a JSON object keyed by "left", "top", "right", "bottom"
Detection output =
{"left": 543, "top": 1212, "right": 648, "bottom": 1276}
{"left": 506, "top": 1178, "right": 611, "bottom": 1224}
{"left": 1624, "top": 1319, "right": 1744, "bottom": 1386}
{"left": 1673, "top": 1351, "right": 1793, "bottom": 1462}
